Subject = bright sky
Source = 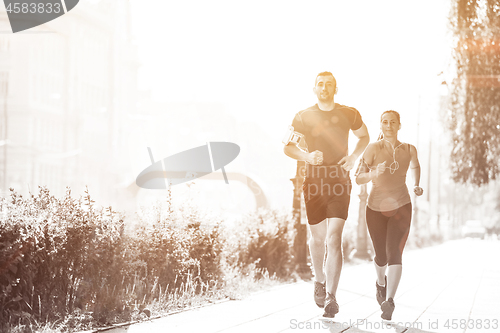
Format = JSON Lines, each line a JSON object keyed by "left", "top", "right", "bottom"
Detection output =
{"left": 129, "top": 0, "right": 453, "bottom": 211}
{"left": 130, "top": 0, "right": 452, "bottom": 141}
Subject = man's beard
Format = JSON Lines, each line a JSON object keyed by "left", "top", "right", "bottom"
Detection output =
{"left": 318, "top": 93, "right": 333, "bottom": 103}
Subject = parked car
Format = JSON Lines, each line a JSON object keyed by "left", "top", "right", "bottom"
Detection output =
{"left": 462, "top": 220, "right": 486, "bottom": 239}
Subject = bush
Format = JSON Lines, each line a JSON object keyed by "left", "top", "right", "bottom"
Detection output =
{"left": 0, "top": 187, "right": 123, "bottom": 330}
{"left": 225, "top": 209, "right": 295, "bottom": 279}
{"left": 0, "top": 187, "right": 296, "bottom": 332}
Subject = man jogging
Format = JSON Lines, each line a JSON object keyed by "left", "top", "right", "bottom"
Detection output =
{"left": 283, "top": 71, "right": 369, "bottom": 318}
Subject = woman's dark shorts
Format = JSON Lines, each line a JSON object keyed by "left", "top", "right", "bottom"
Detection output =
{"left": 302, "top": 165, "right": 352, "bottom": 225}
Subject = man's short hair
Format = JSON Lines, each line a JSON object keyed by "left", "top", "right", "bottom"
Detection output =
{"left": 315, "top": 71, "right": 337, "bottom": 92}
{"left": 316, "top": 71, "right": 334, "bottom": 80}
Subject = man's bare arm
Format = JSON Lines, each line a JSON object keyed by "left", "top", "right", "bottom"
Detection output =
{"left": 338, "top": 123, "right": 370, "bottom": 170}
{"left": 284, "top": 143, "right": 310, "bottom": 162}
{"left": 284, "top": 144, "right": 324, "bottom": 165}
{"left": 351, "top": 123, "right": 370, "bottom": 159}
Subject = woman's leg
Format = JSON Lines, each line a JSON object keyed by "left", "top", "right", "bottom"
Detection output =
{"left": 375, "top": 262, "right": 387, "bottom": 286}
{"left": 366, "top": 206, "right": 389, "bottom": 304}
{"left": 366, "top": 206, "right": 389, "bottom": 268}
{"left": 385, "top": 203, "right": 412, "bottom": 299}
{"left": 386, "top": 265, "right": 402, "bottom": 299}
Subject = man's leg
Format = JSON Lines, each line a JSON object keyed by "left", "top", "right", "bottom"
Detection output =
{"left": 309, "top": 220, "right": 328, "bottom": 308}
{"left": 320, "top": 217, "right": 345, "bottom": 317}
{"left": 324, "top": 217, "right": 346, "bottom": 295}
{"left": 309, "top": 220, "right": 327, "bottom": 283}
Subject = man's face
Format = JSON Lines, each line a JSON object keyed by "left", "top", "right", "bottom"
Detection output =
{"left": 313, "top": 75, "right": 336, "bottom": 103}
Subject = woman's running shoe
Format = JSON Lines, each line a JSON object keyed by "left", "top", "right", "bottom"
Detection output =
{"left": 376, "top": 276, "right": 387, "bottom": 305}
{"left": 381, "top": 297, "right": 395, "bottom": 320}
{"left": 314, "top": 281, "right": 326, "bottom": 308}
{"left": 323, "top": 293, "right": 339, "bottom": 318}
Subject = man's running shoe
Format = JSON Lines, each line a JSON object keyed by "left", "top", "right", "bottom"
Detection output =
{"left": 314, "top": 281, "right": 326, "bottom": 308}
{"left": 323, "top": 293, "right": 339, "bottom": 318}
{"left": 381, "top": 297, "right": 395, "bottom": 320}
{"left": 376, "top": 276, "right": 387, "bottom": 305}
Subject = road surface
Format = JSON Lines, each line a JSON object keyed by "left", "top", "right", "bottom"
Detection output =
{"left": 95, "top": 238, "right": 500, "bottom": 333}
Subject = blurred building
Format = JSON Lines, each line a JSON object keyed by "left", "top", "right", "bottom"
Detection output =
{"left": 0, "top": 0, "right": 138, "bottom": 207}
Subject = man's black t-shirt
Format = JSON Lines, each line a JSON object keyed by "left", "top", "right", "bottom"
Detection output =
{"left": 291, "top": 103, "right": 363, "bottom": 166}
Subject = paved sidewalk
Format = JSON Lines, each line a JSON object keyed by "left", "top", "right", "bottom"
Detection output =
{"left": 102, "top": 239, "right": 500, "bottom": 333}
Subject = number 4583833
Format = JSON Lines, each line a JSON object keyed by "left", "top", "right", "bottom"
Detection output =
{"left": 444, "top": 319, "right": 498, "bottom": 330}
{"left": 5, "top": 2, "right": 62, "bottom": 14}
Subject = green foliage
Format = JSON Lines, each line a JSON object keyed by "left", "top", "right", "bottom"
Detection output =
{"left": 0, "top": 187, "right": 296, "bottom": 332}
{"left": 447, "top": 0, "right": 500, "bottom": 185}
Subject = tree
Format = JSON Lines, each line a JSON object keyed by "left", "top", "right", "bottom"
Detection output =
{"left": 447, "top": 0, "right": 500, "bottom": 186}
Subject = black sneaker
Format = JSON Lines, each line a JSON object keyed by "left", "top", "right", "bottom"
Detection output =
{"left": 376, "top": 276, "right": 387, "bottom": 305}
{"left": 314, "top": 281, "right": 326, "bottom": 308}
{"left": 381, "top": 297, "right": 395, "bottom": 320}
{"left": 323, "top": 293, "right": 339, "bottom": 318}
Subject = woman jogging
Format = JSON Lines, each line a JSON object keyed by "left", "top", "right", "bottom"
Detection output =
{"left": 355, "top": 110, "right": 423, "bottom": 320}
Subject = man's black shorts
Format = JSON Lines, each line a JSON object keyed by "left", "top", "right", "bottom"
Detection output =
{"left": 302, "top": 165, "right": 352, "bottom": 225}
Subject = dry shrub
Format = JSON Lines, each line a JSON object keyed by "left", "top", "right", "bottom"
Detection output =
{"left": 1, "top": 187, "right": 296, "bottom": 332}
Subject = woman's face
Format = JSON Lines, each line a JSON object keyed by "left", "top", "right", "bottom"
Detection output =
{"left": 380, "top": 112, "right": 401, "bottom": 138}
